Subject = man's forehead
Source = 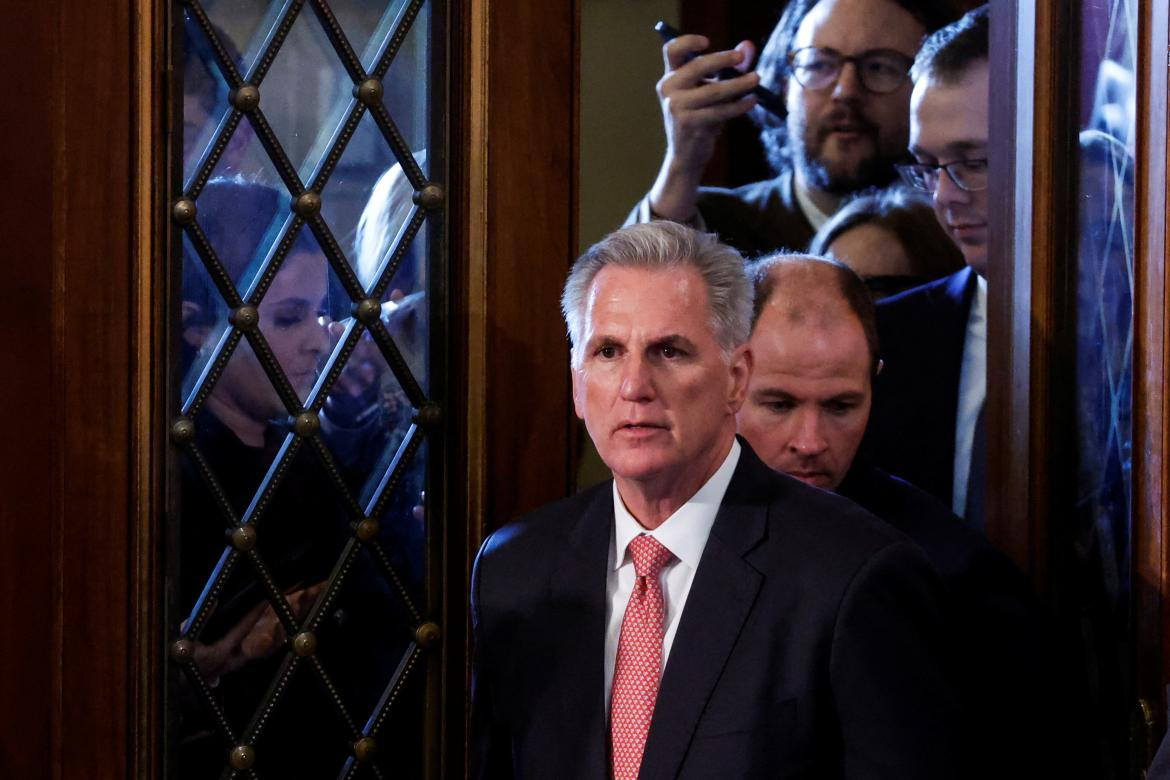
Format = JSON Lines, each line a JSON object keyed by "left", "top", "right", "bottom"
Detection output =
{"left": 909, "top": 69, "right": 989, "bottom": 157}
{"left": 583, "top": 265, "right": 711, "bottom": 333}
{"left": 795, "top": 0, "right": 925, "bottom": 53}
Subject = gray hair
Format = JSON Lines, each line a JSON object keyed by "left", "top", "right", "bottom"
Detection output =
{"left": 561, "top": 222, "right": 752, "bottom": 368}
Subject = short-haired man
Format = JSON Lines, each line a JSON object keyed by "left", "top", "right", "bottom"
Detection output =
{"left": 738, "top": 253, "right": 1044, "bottom": 776}
{"left": 864, "top": 5, "right": 990, "bottom": 522}
{"left": 471, "top": 222, "right": 961, "bottom": 778}
{"left": 628, "top": 0, "right": 959, "bottom": 257}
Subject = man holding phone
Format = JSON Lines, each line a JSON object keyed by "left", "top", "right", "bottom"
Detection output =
{"left": 629, "top": 0, "right": 958, "bottom": 257}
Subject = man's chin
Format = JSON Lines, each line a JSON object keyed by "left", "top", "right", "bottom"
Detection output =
{"left": 802, "top": 154, "right": 899, "bottom": 197}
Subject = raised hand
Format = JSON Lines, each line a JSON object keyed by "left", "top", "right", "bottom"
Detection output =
{"left": 649, "top": 35, "right": 759, "bottom": 222}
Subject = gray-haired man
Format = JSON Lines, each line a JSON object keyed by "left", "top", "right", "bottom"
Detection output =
{"left": 470, "top": 221, "right": 962, "bottom": 778}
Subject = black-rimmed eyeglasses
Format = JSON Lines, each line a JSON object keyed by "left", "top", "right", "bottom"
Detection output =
{"left": 895, "top": 159, "right": 989, "bottom": 193}
{"left": 787, "top": 47, "right": 913, "bottom": 94}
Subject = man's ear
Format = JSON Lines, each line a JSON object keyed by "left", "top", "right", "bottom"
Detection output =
{"left": 727, "top": 344, "right": 753, "bottom": 413}
{"left": 571, "top": 364, "right": 586, "bottom": 421}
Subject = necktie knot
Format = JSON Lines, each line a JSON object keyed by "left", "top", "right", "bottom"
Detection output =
{"left": 628, "top": 534, "right": 673, "bottom": 580}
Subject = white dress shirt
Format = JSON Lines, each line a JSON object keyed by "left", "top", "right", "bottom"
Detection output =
{"left": 952, "top": 275, "right": 987, "bottom": 515}
{"left": 793, "top": 175, "right": 832, "bottom": 232}
{"left": 603, "top": 439, "right": 742, "bottom": 710}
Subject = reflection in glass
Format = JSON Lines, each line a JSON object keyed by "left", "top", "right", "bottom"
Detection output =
{"left": 1072, "top": 0, "right": 1136, "bottom": 775}
{"left": 171, "top": 2, "right": 435, "bottom": 777}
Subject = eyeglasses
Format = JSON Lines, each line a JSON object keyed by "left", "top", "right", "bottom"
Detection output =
{"left": 787, "top": 47, "right": 913, "bottom": 94}
{"left": 895, "top": 159, "right": 989, "bottom": 193}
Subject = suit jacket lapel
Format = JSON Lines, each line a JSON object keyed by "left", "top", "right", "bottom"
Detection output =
{"left": 639, "top": 444, "right": 769, "bottom": 778}
{"left": 547, "top": 484, "right": 612, "bottom": 778}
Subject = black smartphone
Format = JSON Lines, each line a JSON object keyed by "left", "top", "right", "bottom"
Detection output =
{"left": 654, "top": 20, "right": 784, "bottom": 117}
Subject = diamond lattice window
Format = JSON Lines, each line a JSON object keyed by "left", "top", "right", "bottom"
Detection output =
{"left": 166, "top": 1, "right": 444, "bottom": 776}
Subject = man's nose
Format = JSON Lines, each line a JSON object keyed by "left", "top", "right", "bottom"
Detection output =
{"left": 934, "top": 166, "right": 971, "bottom": 208}
{"left": 831, "top": 60, "right": 864, "bottom": 100}
{"left": 618, "top": 355, "right": 655, "bottom": 402}
{"left": 788, "top": 410, "right": 828, "bottom": 456}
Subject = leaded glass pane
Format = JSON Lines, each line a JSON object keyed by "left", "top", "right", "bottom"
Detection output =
{"left": 167, "top": 0, "right": 442, "bottom": 776}
{"left": 1071, "top": 0, "right": 1136, "bottom": 775}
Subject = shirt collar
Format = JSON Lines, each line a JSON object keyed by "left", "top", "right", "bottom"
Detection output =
{"left": 792, "top": 173, "right": 833, "bottom": 231}
{"left": 611, "top": 438, "right": 742, "bottom": 571}
{"left": 968, "top": 274, "right": 987, "bottom": 340}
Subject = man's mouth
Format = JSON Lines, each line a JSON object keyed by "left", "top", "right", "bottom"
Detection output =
{"left": 787, "top": 468, "right": 831, "bottom": 487}
{"left": 821, "top": 111, "right": 875, "bottom": 141}
{"left": 615, "top": 422, "right": 667, "bottom": 435}
{"left": 948, "top": 221, "right": 987, "bottom": 241}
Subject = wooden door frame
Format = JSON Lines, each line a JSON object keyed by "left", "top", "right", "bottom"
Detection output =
{"left": 1132, "top": 0, "right": 1169, "bottom": 751}
{"left": 0, "top": 0, "right": 580, "bottom": 775}
{"left": 989, "top": 0, "right": 1170, "bottom": 762}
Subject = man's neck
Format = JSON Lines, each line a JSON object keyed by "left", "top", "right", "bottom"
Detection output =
{"left": 614, "top": 433, "right": 735, "bottom": 530}
{"left": 793, "top": 169, "right": 840, "bottom": 225}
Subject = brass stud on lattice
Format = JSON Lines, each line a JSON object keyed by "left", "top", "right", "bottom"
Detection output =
{"left": 353, "top": 297, "right": 381, "bottom": 325}
{"left": 229, "top": 745, "right": 256, "bottom": 770}
{"left": 353, "top": 736, "right": 378, "bottom": 762}
{"left": 353, "top": 78, "right": 384, "bottom": 107}
{"left": 169, "top": 638, "right": 194, "bottom": 664}
{"left": 171, "top": 198, "right": 197, "bottom": 225}
{"left": 414, "top": 402, "right": 443, "bottom": 431}
{"left": 293, "top": 411, "right": 320, "bottom": 437}
{"left": 229, "top": 84, "right": 260, "bottom": 113}
{"left": 354, "top": 517, "right": 380, "bottom": 542}
{"left": 293, "top": 191, "right": 321, "bottom": 218}
{"left": 230, "top": 304, "right": 259, "bottom": 331}
{"left": 414, "top": 621, "right": 441, "bottom": 649}
{"left": 170, "top": 416, "right": 195, "bottom": 445}
{"left": 292, "top": 631, "right": 317, "bottom": 657}
{"left": 413, "top": 182, "right": 444, "bottom": 210}
{"left": 229, "top": 525, "right": 257, "bottom": 552}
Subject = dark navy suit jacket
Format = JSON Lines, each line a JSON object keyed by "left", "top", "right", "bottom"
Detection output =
{"left": 865, "top": 267, "right": 978, "bottom": 509}
{"left": 470, "top": 442, "right": 962, "bottom": 778}
{"left": 626, "top": 169, "right": 815, "bottom": 259}
{"left": 838, "top": 462, "right": 1048, "bottom": 778}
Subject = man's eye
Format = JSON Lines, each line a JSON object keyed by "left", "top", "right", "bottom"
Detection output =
{"left": 825, "top": 401, "right": 857, "bottom": 415}
{"left": 274, "top": 315, "right": 303, "bottom": 329}
{"left": 598, "top": 345, "right": 617, "bottom": 359}
{"left": 802, "top": 61, "right": 835, "bottom": 75}
{"left": 959, "top": 159, "right": 988, "bottom": 173}
{"left": 660, "top": 346, "right": 682, "bottom": 359}
{"left": 865, "top": 60, "right": 901, "bottom": 77}
{"left": 764, "top": 401, "right": 794, "bottom": 413}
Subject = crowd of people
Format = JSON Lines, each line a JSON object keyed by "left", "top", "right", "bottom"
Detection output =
{"left": 175, "top": 0, "right": 1142, "bottom": 774}
{"left": 471, "top": 1, "right": 1107, "bottom": 777}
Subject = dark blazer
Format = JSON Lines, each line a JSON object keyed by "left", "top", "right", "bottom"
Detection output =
{"left": 865, "top": 266, "right": 978, "bottom": 508}
{"left": 838, "top": 462, "right": 1047, "bottom": 778}
{"left": 471, "top": 442, "right": 962, "bottom": 778}
{"left": 626, "top": 169, "right": 815, "bottom": 260}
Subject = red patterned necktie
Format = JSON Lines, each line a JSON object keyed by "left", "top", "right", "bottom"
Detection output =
{"left": 610, "top": 534, "right": 674, "bottom": 780}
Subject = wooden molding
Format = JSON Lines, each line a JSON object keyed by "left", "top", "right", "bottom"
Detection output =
{"left": 1132, "top": 0, "right": 1170, "bottom": 735}
{"left": 132, "top": 0, "right": 166, "bottom": 776}
{"left": 987, "top": 0, "right": 1039, "bottom": 577}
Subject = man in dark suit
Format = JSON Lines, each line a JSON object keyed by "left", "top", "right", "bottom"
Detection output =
{"left": 866, "top": 6, "right": 990, "bottom": 521}
{"left": 627, "top": 0, "right": 959, "bottom": 257}
{"left": 471, "top": 221, "right": 961, "bottom": 778}
{"left": 738, "top": 252, "right": 1046, "bottom": 777}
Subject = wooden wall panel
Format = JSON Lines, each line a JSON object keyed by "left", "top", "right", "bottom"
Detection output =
{"left": 0, "top": 4, "right": 58, "bottom": 777}
{"left": 480, "top": 0, "right": 578, "bottom": 530}
{"left": 0, "top": 1, "right": 160, "bottom": 776}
